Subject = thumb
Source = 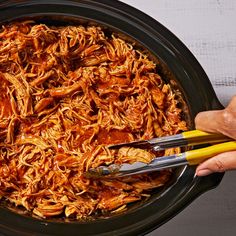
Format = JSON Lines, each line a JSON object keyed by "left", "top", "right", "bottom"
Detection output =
{"left": 196, "top": 151, "right": 236, "bottom": 176}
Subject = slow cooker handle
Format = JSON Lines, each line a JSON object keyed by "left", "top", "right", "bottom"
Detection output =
{"left": 185, "top": 172, "right": 223, "bottom": 203}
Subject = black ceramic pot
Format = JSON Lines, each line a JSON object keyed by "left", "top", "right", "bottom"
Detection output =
{"left": 0, "top": 0, "right": 223, "bottom": 235}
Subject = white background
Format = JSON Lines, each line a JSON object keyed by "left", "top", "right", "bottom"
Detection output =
{"left": 121, "top": 1, "right": 236, "bottom": 236}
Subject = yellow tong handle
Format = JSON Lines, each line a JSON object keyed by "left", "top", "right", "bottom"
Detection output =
{"left": 182, "top": 130, "right": 231, "bottom": 145}
{"left": 186, "top": 141, "right": 236, "bottom": 165}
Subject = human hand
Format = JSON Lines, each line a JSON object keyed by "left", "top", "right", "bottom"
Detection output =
{"left": 195, "top": 96, "right": 236, "bottom": 176}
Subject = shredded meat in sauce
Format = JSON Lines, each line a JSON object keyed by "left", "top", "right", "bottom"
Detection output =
{"left": 0, "top": 21, "right": 187, "bottom": 219}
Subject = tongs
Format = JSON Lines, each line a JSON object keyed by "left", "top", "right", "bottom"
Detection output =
{"left": 87, "top": 130, "right": 236, "bottom": 178}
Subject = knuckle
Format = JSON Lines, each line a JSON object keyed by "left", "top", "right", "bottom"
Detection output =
{"left": 221, "top": 110, "right": 234, "bottom": 128}
{"left": 214, "top": 158, "right": 225, "bottom": 172}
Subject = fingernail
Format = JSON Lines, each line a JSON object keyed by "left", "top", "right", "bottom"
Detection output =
{"left": 196, "top": 169, "right": 213, "bottom": 176}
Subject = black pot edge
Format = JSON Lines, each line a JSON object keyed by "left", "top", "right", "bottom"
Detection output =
{"left": 0, "top": 0, "right": 225, "bottom": 235}
{"left": 142, "top": 173, "right": 224, "bottom": 235}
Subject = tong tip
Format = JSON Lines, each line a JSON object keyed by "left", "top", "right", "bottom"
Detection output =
{"left": 85, "top": 164, "right": 121, "bottom": 178}
{"left": 85, "top": 162, "right": 148, "bottom": 178}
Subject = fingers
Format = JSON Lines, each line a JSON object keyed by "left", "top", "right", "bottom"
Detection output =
{"left": 195, "top": 110, "right": 223, "bottom": 133}
{"left": 195, "top": 96, "right": 236, "bottom": 176}
{"left": 196, "top": 151, "right": 236, "bottom": 176}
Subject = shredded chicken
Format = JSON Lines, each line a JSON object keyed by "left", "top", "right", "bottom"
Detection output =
{"left": 0, "top": 21, "right": 187, "bottom": 220}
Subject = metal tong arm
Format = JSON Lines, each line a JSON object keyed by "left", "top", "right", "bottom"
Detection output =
{"left": 108, "top": 130, "right": 232, "bottom": 151}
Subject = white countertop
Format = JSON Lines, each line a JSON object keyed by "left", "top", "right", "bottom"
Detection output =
{"left": 121, "top": 1, "right": 236, "bottom": 235}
